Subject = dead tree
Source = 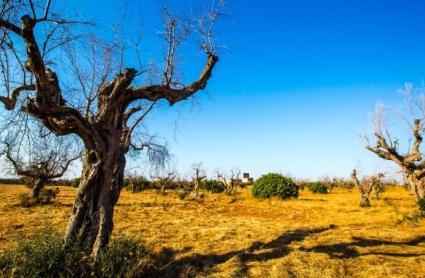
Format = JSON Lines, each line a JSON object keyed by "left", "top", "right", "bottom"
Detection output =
{"left": 366, "top": 119, "right": 425, "bottom": 201}
{"left": 372, "top": 173, "right": 384, "bottom": 199}
{"left": 351, "top": 169, "right": 374, "bottom": 207}
{"left": 126, "top": 171, "right": 138, "bottom": 193}
{"left": 351, "top": 170, "right": 384, "bottom": 206}
{"left": 364, "top": 87, "right": 425, "bottom": 202}
{"left": 152, "top": 170, "right": 176, "bottom": 196}
{"left": 0, "top": 1, "right": 221, "bottom": 256}
{"left": 217, "top": 168, "right": 241, "bottom": 195}
{"left": 2, "top": 137, "right": 80, "bottom": 200}
{"left": 191, "top": 163, "right": 206, "bottom": 198}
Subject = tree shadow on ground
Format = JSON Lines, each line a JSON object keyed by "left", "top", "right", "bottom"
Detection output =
{"left": 299, "top": 198, "right": 327, "bottom": 202}
{"left": 142, "top": 225, "right": 335, "bottom": 277}
{"left": 300, "top": 235, "right": 425, "bottom": 259}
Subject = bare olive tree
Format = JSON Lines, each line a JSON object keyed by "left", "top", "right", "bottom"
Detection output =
{"left": 191, "top": 162, "right": 206, "bottom": 198}
{"left": 151, "top": 169, "right": 177, "bottom": 196}
{"left": 216, "top": 167, "right": 240, "bottom": 195}
{"left": 372, "top": 173, "right": 385, "bottom": 199}
{"left": 364, "top": 84, "right": 425, "bottom": 202}
{"left": 0, "top": 0, "right": 221, "bottom": 256}
{"left": 351, "top": 169, "right": 373, "bottom": 207}
{"left": 351, "top": 169, "right": 384, "bottom": 207}
{"left": 2, "top": 135, "right": 80, "bottom": 199}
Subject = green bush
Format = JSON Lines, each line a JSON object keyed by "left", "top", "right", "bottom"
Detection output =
{"left": 252, "top": 173, "right": 299, "bottom": 199}
{"left": 0, "top": 227, "right": 150, "bottom": 277}
{"left": 71, "top": 178, "right": 80, "bottom": 188}
{"left": 127, "top": 179, "right": 153, "bottom": 192}
{"left": 123, "top": 178, "right": 130, "bottom": 187}
{"left": 306, "top": 182, "right": 329, "bottom": 194}
{"left": 201, "top": 179, "right": 224, "bottom": 193}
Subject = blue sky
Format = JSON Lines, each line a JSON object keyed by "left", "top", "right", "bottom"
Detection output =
{"left": 5, "top": 0, "right": 425, "bottom": 180}
{"left": 70, "top": 0, "right": 425, "bottom": 179}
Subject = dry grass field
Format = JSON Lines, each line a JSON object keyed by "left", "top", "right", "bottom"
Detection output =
{"left": 1, "top": 184, "right": 425, "bottom": 277}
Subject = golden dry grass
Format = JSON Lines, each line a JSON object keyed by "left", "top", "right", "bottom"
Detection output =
{"left": 1, "top": 185, "right": 425, "bottom": 277}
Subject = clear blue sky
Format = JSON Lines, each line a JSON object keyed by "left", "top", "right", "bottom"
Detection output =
{"left": 40, "top": 1, "right": 425, "bottom": 179}
{"left": 69, "top": 0, "right": 425, "bottom": 179}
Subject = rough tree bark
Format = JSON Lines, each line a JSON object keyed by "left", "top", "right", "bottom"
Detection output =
{"left": 0, "top": 2, "right": 219, "bottom": 257}
{"left": 65, "top": 147, "right": 126, "bottom": 254}
{"left": 30, "top": 178, "right": 44, "bottom": 199}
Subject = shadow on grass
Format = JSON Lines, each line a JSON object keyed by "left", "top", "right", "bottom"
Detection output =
{"left": 299, "top": 198, "right": 327, "bottom": 202}
{"left": 147, "top": 225, "right": 335, "bottom": 277}
{"left": 300, "top": 235, "right": 425, "bottom": 258}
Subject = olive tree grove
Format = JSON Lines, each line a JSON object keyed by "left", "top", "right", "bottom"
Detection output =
{"left": 0, "top": 0, "right": 221, "bottom": 256}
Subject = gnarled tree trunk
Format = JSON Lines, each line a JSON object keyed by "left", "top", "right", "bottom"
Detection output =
{"left": 405, "top": 172, "right": 425, "bottom": 201}
{"left": 65, "top": 141, "right": 126, "bottom": 256}
{"left": 351, "top": 169, "right": 373, "bottom": 207}
{"left": 359, "top": 191, "right": 371, "bottom": 207}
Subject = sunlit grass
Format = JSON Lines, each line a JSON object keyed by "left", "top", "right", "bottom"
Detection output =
{"left": 1, "top": 185, "right": 424, "bottom": 277}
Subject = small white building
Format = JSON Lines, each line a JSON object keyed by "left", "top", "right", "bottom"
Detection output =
{"left": 242, "top": 173, "right": 253, "bottom": 184}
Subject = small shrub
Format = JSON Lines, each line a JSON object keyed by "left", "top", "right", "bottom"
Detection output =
{"left": 130, "top": 179, "right": 153, "bottom": 192}
{"left": 418, "top": 199, "right": 425, "bottom": 214}
{"left": 124, "top": 176, "right": 154, "bottom": 192}
{"left": 38, "top": 188, "right": 60, "bottom": 204}
{"left": 0, "top": 226, "right": 64, "bottom": 277}
{"left": 175, "top": 179, "right": 193, "bottom": 191}
{"left": 123, "top": 178, "right": 130, "bottom": 187}
{"left": 18, "top": 188, "right": 60, "bottom": 207}
{"left": 18, "top": 193, "right": 35, "bottom": 208}
{"left": 178, "top": 191, "right": 189, "bottom": 200}
{"left": 0, "top": 226, "right": 150, "bottom": 277}
{"left": 306, "top": 182, "right": 329, "bottom": 194}
{"left": 252, "top": 173, "right": 299, "bottom": 199}
{"left": 98, "top": 238, "right": 149, "bottom": 277}
{"left": 399, "top": 211, "right": 423, "bottom": 226}
{"left": 201, "top": 179, "right": 225, "bottom": 193}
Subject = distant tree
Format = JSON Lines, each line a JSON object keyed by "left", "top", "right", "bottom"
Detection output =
{"left": 364, "top": 84, "right": 425, "bottom": 204}
{"left": 216, "top": 168, "right": 241, "bottom": 195}
{"left": 351, "top": 169, "right": 383, "bottom": 207}
{"left": 0, "top": 0, "right": 222, "bottom": 256}
{"left": 126, "top": 171, "right": 138, "bottom": 193}
{"left": 151, "top": 169, "right": 177, "bottom": 196}
{"left": 372, "top": 173, "right": 385, "bottom": 199}
{"left": 191, "top": 163, "right": 206, "bottom": 198}
{"left": 2, "top": 134, "right": 80, "bottom": 200}
{"left": 351, "top": 169, "right": 372, "bottom": 207}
